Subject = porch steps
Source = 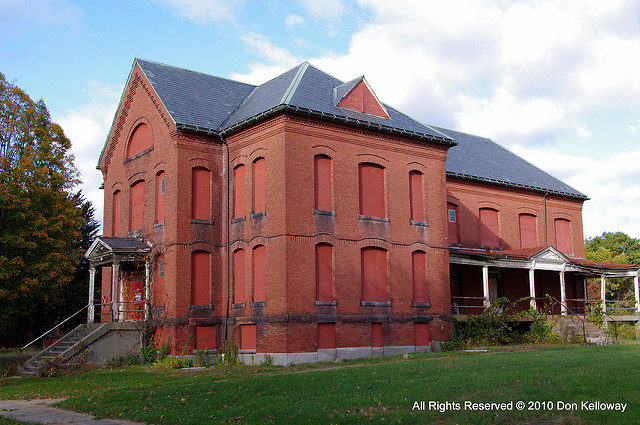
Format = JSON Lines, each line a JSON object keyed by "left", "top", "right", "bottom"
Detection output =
{"left": 17, "top": 323, "right": 109, "bottom": 377}
{"left": 547, "top": 316, "right": 615, "bottom": 345}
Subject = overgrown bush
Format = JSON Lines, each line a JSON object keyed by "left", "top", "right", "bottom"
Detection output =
{"left": 222, "top": 340, "right": 240, "bottom": 366}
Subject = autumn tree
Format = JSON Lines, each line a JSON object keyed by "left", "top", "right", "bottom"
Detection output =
{"left": 0, "top": 72, "right": 85, "bottom": 343}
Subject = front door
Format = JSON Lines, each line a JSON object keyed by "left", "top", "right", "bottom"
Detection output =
{"left": 488, "top": 272, "right": 502, "bottom": 303}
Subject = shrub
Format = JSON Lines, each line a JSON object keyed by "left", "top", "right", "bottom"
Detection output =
{"left": 222, "top": 341, "right": 240, "bottom": 366}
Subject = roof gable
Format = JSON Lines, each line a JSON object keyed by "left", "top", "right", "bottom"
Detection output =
{"left": 335, "top": 77, "right": 389, "bottom": 118}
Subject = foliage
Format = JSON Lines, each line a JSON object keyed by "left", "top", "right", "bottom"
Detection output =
{"left": 0, "top": 73, "right": 84, "bottom": 343}
{"left": 222, "top": 340, "right": 240, "bottom": 366}
{"left": 586, "top": 303, "right": 604, "bottom": 327}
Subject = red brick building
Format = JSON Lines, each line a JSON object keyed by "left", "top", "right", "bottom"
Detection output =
{"left": 85, "top": 59, "right": 640, "bottom": 364}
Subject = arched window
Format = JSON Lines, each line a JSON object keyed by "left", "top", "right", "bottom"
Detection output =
{"left": 191, "top": 251, "right": 210, "bottom": 305}
{"left": 358, "top": 163, "right": 385, "bottom": 217}
{"left": 361, "top": 247, "right": 387, "bottom": 302}
{"left": 233, "top": 249, "right": 245, "bottom": 305}
{"left": 191, "top": 167, "right": 210, "bottom": 220}
{"left": 130, "top": 180, "right": 145, "bottom": 231}
{"left": 253, "top": 158, "right": 265, "bottom": 214}
{"left": 234, "top": 164, "right": 246, "bottom": 219}
{"left": 314, "top": 155, "right": 332, "bottom": 211}
{"left": 479, "top": 208, "right": 500, "bottom": 248}
{"left": 519, "top": 214, "right": 537, "bottom": 249}
{"left": 409, "top": 171, "right": 424, "bottom": 222}
{"left": 155, "top": 171, "right": 165, "bottom": 223}
{"left": 447, "top": 203, "right": 459, "bottom": 244}
{"left": 156, "top": 254, "right": 165, "bottom": 306}
{"left": 252, "top": 245, "right": 266, "bottom": 302}
{"left": 412, "top": 251, "right": 427, "bottom": 302}
{"left": 316, "top": 243, "right": 333, "bottom": 301}
{"left": 554, "top": 218, "right": 572, "bottom": 255}
{"left": 126, "top": 123, "right": 152, "bottom": 158}
{"left": 112, "top": 190, "right": 121, "bottom": 237}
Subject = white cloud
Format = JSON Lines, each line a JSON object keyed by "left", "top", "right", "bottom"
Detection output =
{"left": 232, "top": 33, "right": 301, "bottom": 84}
{"left": 285, "top": 14, "right": 304, "bottom": 28}
{"left": 299, "top": 0, "right": 346, "bottom": 20}
{"left": 0, "top": 0, "right": 81, "bottom": 30}
{"left": 55, "top": 81, "right": 122, "bottom": 231}
{"left": 152, "top": 0, "right": 238, "bottom": 24}
{"left": 629, "top": 118, "right": 640, "bottom": 135}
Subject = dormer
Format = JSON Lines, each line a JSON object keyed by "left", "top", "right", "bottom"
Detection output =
{"left": 334, "top": 76, "right": 390, "bottom": 118}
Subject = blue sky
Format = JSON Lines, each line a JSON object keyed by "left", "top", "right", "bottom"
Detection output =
{"left": 1, "top": 0, "right": 639, "bottom": 239}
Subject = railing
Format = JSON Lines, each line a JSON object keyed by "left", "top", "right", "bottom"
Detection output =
{"left": 550, "top": 296, "right": 619, "bottom": 342}
{"left": 541, "top": 296, "right": 589, "bottom": 343}
{"left": 451, "top": 296, "right": 486, "bottom": 314}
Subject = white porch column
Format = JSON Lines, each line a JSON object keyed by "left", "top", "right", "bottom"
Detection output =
{"left": 633, "top": 273, "right": 639, "bottom": 314}
{"left": 559, "top": 266, "right": 567, "bottom": 316}
{"left": 529, "top": 260, "right": 537, "bottom": 310}
{"left": 144, "top": 260, "right": 150, "bottom": 320}
{"left": 87, "top": 266, "right": 96, "bottom": 323}
{"left": 482, "top": 265, "right": 490, "bottom": 308}
{"left": 111, "top": 261, "right": 119, "bottom": 321}
{"left": 583, "top": 278, "right": 588, "bottom": 313}
{"left": 600, "top": 274, "right": 607, "bottom": 314}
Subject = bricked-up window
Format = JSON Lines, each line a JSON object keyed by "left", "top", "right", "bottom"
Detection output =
{"left": 409, "top": 171, "right": 424, "bottom": 222}
{"left": 252, "top": 245, "right": 266, "bottom": 302}
{"left": 191, "top": 167, "right": 211, "bottom": 220}
{"left": 155, "top": 171, "right": 165, "bottom": 223}
{"left": 317, "top": 323, "right": 336, "bottom": 349}
{"left": 554, "top": 218, "right": 572, "bottom": 255}
{"left": 112, "top": 190, "right": 121, "bottom": 237}
{"left": 358, "top": 163, "right": 385, "bottom": 217}
{"left": 156, "top": 254, "right": 165, "bottom": 305}
{"left": 314, "top": 155, "right": 332, "bottom": 211}
{"left": 316, "top": 243, "right": 333, "bottom": 301}
{"left": 130, "top": 180, "right": 145, "bottom": 231}
{"left": 233, "top": 249, "right": 245, "bottom": 304}
{"left": 126, "top": 123, "right": 152, "bottom": 158}
{"left": 414, "top": 323, "right": 429, "bottom": 347}
{"left": 447, "top": 203, "right": 459, "bottom": 244}
{"left": 479, "top": 208, "right": 500, "bottom": 248}
{"left": 412, "top": 251, "right": 427, "bottom": 302}
{"left": 371, "top": 323, "right": 383, "bottom": 347}
{"left": 361, "top": 247, "right": 387, "bottom": 302}
{"left": 195, "top": 326, "right": 215, "bottom": 350}
{"left": 241, "top": 324, "right": 256, "bottom": 350}
{"left": 519, "top": 214, "right": 537, "bottom": 249}
{"left": 253, "top": 158, "right": 265, "bottom": 214}
{"left": 191, "top": 251, "right": 210, "bottom": 305}
{"left": 234, "top": 164, "right": 245, "bottom": 219}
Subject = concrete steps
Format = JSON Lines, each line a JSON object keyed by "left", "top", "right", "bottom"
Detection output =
{"left": 547, "top": 316, "right": 615, "bottom": 345}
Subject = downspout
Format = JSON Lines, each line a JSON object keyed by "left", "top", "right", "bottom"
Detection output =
{"left": 223, "top": 137, "right": 231, "bottom": 342}
{"left": 543, "top": 192, "right": 548, "bottom": 245}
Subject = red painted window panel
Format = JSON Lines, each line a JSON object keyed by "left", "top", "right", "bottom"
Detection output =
{"left": 252, "top": 245, "right": 266, "bottom": 302}
{"left": 191, "top": 251, "right": 210, "bottom": 305}
{"left": 358, "top": 163, "right": 385, "bottom": 218}
{"left": 554, "top": 219, "right": 572, "bottom": 255}
{"left": 317, "top": 323, "right": 336, "bottom": 349}
{"left": 316, "top": 244, "right": 333, "bottom": 301}
{"left": 361, "top": 247, "right": 387, "bottom": 302}
{"left": 241, "top": 324, "right": 256, "bottom": 350}
{"left": 234, "top": 165, "right": 245, "bottom": 219}
{"left": 253, "top": 158, "right": 265, "bottom": 213}
{"left": 156, "top": 254, "right": 164, "bottom": 306}
{"left": 191, "top": 167, "right": 210, "bottom": 220}
{"left": 155, "top": 171, "right": 165, "bottom": 223}
{"left": 414, "top": 323, "right": 429, "bottom": 347}
{"left": 519, "top": 214, "right": 537, "bottom": 249}
{"left": 479, "top": 208, "right": 500, "bottom": 248}
{"left": 447, "top": 203, "right": 459, "bottom": 244}
{"left": 112, "top": 190, "right": 121, "bottom": 237}
{"left": 409, "top": 171, "right": 424, "bottom": 222}
{"left": 314, "top": 155, "right": 332, "bottom": 211}
{"left": 126, "top": 123, "right": 152, "bottom": 158}
{"left": 412, "top": 251, "right": 427, "bottom": 302}
{"left": 371, "top": 323, "right": 383, "bottom": 347}
{"left": 195, "top": 326, "right": 215, "bottom": 350}
{"left": 233, "top": 249, "right": 245, "bottom": 304}
{"left": 130, "top": 181, "right": 145, "bottom": 231}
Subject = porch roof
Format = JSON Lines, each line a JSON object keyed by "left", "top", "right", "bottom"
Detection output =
{"left": 85, "top": 236, "right": 150, "bottom": 266}
{"left": 449, "top": 246, "right": 639, "bottom": 277}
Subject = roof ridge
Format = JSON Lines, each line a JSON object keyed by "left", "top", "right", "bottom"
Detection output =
{"left": 217, "top": 84, "right": 261, "bottom": 131}
{"left": 281, "top": 62, "right": 310, "bottom": 105}
{"left": 135, "top": 58, "right": 256, "bottom": 88}
{"left": 382, "top": 104, "right": 454, "bottom": 141}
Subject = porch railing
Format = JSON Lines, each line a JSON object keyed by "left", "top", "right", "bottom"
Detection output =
{"left": 451, "top": 296, "right": 486, "bottom": 314}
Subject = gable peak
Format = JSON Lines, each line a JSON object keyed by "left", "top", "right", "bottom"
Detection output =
{"left": 335, "top": 76, "right": 389, "bottom": 118}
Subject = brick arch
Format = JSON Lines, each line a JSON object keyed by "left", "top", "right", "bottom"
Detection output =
{"left": 127, "top": 170, "right": 146, "bottom": 184}
{"left": 517, "top": 206, "right": 540, "bottom": 216}
{"left": 248, "top": 147, "right": 267, "bottom": 163}
{"left": 153, "top": 161, "right": 167, "bottom": 171}
{"left": 356, "top": 153, "right": 389, "bottom": 165}
{"left": 311, "top": 144, "right": 336, "bottom": 158}
{"left": 230, "top": 154, "right": 248, "bottom": 169}
{"left": 406, "top": 161, "right": 427, "bottom": 173}
{"left": 478, "top": 200, "right": 502, "bottom": 210}
{"left": 125, "top": 120, "right": 153, "bottom": 159}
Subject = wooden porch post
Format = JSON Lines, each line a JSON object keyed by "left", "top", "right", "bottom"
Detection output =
{"left": 583, "top": 277, "right": 588, "bottom": 313}
{"left": 600, "top": 274, "right": 607, "bottom": 314}
{"left": 633, "top": 273, "right": 640, "bottom": 314}
{"left": 87, "top": 265, "right": 96, "bottom": 323}
{"left": 111, "top": 261, "right": 120, "bottom": 322}
{"left": 482, "top": 265, "right": 490, "bottom": 308}
{"left": 144, "top": 259, "right": 150, "bottom": 320}
{"left": 559, "top": 266, "right": 567, "bottom": 316}
{"left": 529, "top": 260, "right": 536, "bottom": 310}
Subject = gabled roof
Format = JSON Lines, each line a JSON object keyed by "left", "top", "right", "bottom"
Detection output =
{"left": 438, "top": 127, "right": 588, "bottom": 200}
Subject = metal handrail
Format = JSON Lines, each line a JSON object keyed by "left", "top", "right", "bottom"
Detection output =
{"left": 21, "top": 304, "right": 88, "bottom": 351}
{"left": 543, "top": 295, "right": 589, "bottom": 343}
{"left": 547, "top": 295, "right": 618, "bottom": 342}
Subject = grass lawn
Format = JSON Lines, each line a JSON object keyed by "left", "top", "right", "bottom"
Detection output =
{"left": 1, "top": 343, "right": 639, "bottom": 424}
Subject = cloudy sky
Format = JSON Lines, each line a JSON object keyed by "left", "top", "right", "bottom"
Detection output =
{"left": 1, "top": 0, "right": 639, "bottom": 238}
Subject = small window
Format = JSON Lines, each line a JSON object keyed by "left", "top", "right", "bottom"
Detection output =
{"left": 371, "top": 323, "right": 383, "bottom": 347}
{"left": 448, "top": 209, "right": 456, "bottom": 223}
{"left": 155, "top": 172, "right": 165, "bottom": 224}
{"left": 195, "top": 326, "right": 215, "bottom": 350}
{"left": 158, "top": 260, "right": 165, "bottom": 278}
{"left": 317, "top": 323, "right": 336, "bottom": 349}
{"left": 160, "top": 177, "right": 166, "bottom": 194}
{"left": 414, "top": 323, "right": 429, "bottom": 347}
{"left": 447, "top": 203, "right": 459, "bottom": 245}
{"left": 241, "top": 324, "right": 257, "bottom": 350}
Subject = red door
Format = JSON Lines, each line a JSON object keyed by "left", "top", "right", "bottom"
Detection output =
{"left": 127, "top": 280, "right": 145, "bottom": 320}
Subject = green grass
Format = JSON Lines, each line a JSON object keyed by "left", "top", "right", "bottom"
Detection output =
{"left": 0, "top": 349, "right": 39, "bottom": 378}
{"left": 1, "top": 344, "right": 639, "bottom": 424}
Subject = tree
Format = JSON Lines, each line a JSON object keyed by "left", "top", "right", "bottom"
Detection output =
{"left": 0, "top": 72, "right": 85, "bottom": 344}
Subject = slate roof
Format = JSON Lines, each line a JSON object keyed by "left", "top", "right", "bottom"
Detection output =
{"left": 97, "top": 236, "right": 150, "bottom": 251}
